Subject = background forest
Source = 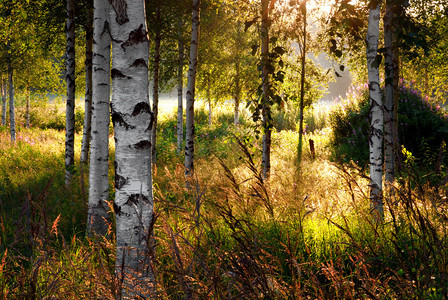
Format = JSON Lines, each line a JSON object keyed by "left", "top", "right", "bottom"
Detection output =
{"left": 0, "top": 0, "right": 447, "bottom": 298}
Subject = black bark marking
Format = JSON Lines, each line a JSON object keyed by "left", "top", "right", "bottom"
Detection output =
{"left": 111, "top": 68, "right": 131, "bottom": 80}
{"left": 145, "top": 111, "right": 154, "bottom": 132}
{"left": 131, "top": 102, "right": 150, "bottom": 116}
{"left": 130, "top": 58, "right": 147, "bottom": 68}
{"left": 115, "top": 174, "right": 126, "bottom": 189}
{"left": 109, "top": 0, "right": 128, "bottom": 25}
{"left": 113, "top": 202, "right": 122, "bottom": 215}
{"left": 133, "top": 140, "right": 151, "bottom": 150}
{"left": 111, "top": 111, "right": 135, "bottom": 130}
{"left": 121, "top": 24, "right": 147, "bottom": 50}
{"left": 125, "top": 194, "right": 150, "bottom": 206}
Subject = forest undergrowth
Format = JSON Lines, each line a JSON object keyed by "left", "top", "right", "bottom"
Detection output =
{"left": 0, "top": 102, "right": 447, "bottom": 299}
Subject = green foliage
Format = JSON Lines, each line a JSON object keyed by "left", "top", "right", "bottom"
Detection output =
{"left": 329, "top": 82, "right": 448, "bottom": 173}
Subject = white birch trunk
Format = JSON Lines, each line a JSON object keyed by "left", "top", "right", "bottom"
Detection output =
{"left": 261, "top": 0, "right": 271, "bottom": 179}
{"left": 109, "top": 0, "right": 155, "bottom": 296}
{"left": 384, "top": 0, "right": 394, "bottom": 184}
{"left": 177, "top": 18, "right": 184, "bottom": 154}
{"left": 207, "top": 75, "right": 211, "bottom": 126}
{"left": 87, "top": 0, "right": 111, "bottom": 237}
{"left": 366, "top": 0, "right": 383, "bottom": 220}
{"left": 185, "top": 0, "right": 201, "bottom": 179}
{"left": 65, "top": 0, "right": 76, "bottom": 185}
{"left": 151, "top": 1, "right": 161, "bottom": 166}
{"left": 1, "top": 78, "right": 6, "bottom": 126}
{"left": 81, "top": 3, "right": 94, "bottom": 164}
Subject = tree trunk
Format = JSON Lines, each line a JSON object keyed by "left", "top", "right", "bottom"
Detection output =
{"left": 81, "top": 1, "right": 94, "bottom": 164}
{"left": 25, "top": 88, "right": 30, "bottom": 128}
{"left": 207, "top": 74, "right": 211, "bottom": 126}
{"left": 87, "top": 0, "right": 111, "bottom": 237}
{"left": 185, "top": 0, "right": 201, "bottom": 180}
{"left": 384, "top": 0, "right": 394, "bottom": 184}
{"left": 65, "top": 0, "right": 76, "bottom": 185}
{"left": 1, "top": 77, "right": 6, "bottom": 126}
{"left": 261, "top": 0, "right": 271, "bottom": 179}
{"left": 151, "top": 1, "right": 161, "bottom": 166}
{"left": 177, "top": 17, "right": 184, "bottom": 154}
{"left": 109, "top": 0, "right": 155, "bottom": 297}
{"left": 366, "top": 0, "right": 383, "bottom": 220}
{"left": 297, "top": 0, "right": 307, "bottom": 166}
{"left": 393, "top": 44, "right": 401, "bottom": 173}
{"left": 7, "top": 57, "right": 15, "bottom": 142}
{"left": 234, "top": 60, "right": 240, "bottom": 126}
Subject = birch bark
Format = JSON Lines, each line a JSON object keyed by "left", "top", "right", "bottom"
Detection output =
{"left": 81, "top": 2, "right": 94, "bottom": 164}
{"left": 177, "top": 17, "right": 184, "bottom": 154}
{"left": 384, "top": 0, "right": 395, "bottom": 184}
{"left": 0, "top": 78, "right": 5, "bottom": 126}
{"left": 65, "top": 0, "right": 76, "bottom": 185}
{"left": 185, "top": 0, "right": 201, "bottom": 179}
{"left": 261, "top": 0, "right": 271, "bottom": 179}
{"left": 151, "top": 1, "right": 161, "bottom": 166}
{"left": 87, "top": 0, "right": 111, "bottom": 237}
{"left": 366, "top": 0, "right": 383, "bottom": 220}
{"left": 109, "top": 0, "right": 155, "bottom": 296}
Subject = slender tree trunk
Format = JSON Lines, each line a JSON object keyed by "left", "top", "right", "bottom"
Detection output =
{"left": 109, "top": 0, "right": 155, "bottom": 297}
{"left": 234, "top": 60, "right": 240, "bottom": 126}
{"left": 25, "top": 87, "right": 30, "bottom": 128}
{"left": 185, "top": 0, "right": 201, "bottom": 180}
{"left": 7, "top": 56, "right": 15, "bottom": 142}
{"left": 65, "top": 0, "right": 76, "bottom": 185}
{"left": 393, "top": 46, "right": 401, "bottom": 173}
{"left": 261, "top": 0, "right": 271, "bottom": 179}
{"left": 177, "top": 17, "right": 184, "bottom": 154}
{"left": 151, "top": 1, "right": 161, "bottom": 166}
{"left": 81, "top": 1, "right": 94, "bottom": 164}
{"left": 366, "top": 0, "right": 383, "bottom": 220}
{"left": 87, "top": 0, "right": 111, "bottom": 237}
{"left": 297, "top": 0, "right": 307, "bottom": 166}
{"left": 1, "top": 78, "right": 6, "bottom": 126}
{"left": 207, "top": 74, "right": 211, "bottom": 126}
{"left": 384, "top": 0, "right": 394, "bottom": 184}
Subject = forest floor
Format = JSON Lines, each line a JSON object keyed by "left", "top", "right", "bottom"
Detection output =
{"left": 0, "top": 102, "right": 446, "bottom": 299}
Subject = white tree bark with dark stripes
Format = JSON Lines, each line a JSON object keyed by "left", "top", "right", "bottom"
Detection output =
{"left": 109, "top": 0, "right": 155, "bottom": 296}
{"left": 81, "top": 2, "right": 94, "bottom": 165}
{"left": 151, "top": 0, "right": 161, "bottom": 166}
{"left": 384, "top": 0, "right": 395, "bottom": 184}
{"left": 261, "top": 0, "right": 271, "bottom": 179}
{"left": 65, "top": 0, "right": 76, "bottom": 185}
{"left": 366, "top": 0, "right": 383, "bottom": 220}
{"left": 185, "top": 0, "right": 201, "bottom": 180}
{"left": 87, "top": 0, "right": 111, "bottom": 237}
{"left": 177, "top": 17, "right": 184, "bottom": 154}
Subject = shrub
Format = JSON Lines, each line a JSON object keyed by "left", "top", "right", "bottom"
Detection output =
{"left": 329, "top": 83, "right": 448, "bottom": 173}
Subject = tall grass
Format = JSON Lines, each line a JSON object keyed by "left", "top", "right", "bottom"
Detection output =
{"left": 0, "top": 102, "right": 446, "bottom": 299}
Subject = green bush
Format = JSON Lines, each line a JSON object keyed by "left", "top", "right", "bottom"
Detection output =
{"left": 329, "top": 83, "right": 448, "bottom": 171}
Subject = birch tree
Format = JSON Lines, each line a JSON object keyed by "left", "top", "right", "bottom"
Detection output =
{"left": 383, "top": 0, "right": 395, "bottom": 184}
{"left": 87, "top": 0, "right": 111, "bottom": 237}
{"left": 7, "top": 47, "right": 15, "bottom": 141}
{"left": 185, "top": 0, "right": 201, "bottom": 180}
{"left": 109, "top": 0, "right": 155, "bottom": 296}
{"left": 151, "top": 0, "right": 161, "bottom": 166}
{"left": 81, "top": 0, "right": 94, "bottom": 165}
{"left": 65, "top": 0, "right": 76, "bottom": 185}
{"left": 366, "top": 0, "right": 383, "bottom": 220}
{"left": 1, "top": 77, "right": 6, "bottom": 126}
{"left": 261, "top": 0, "right": 271, "bottom": 179}
{"left": 177, "top": 16, "right": 184, "bottom": 154}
